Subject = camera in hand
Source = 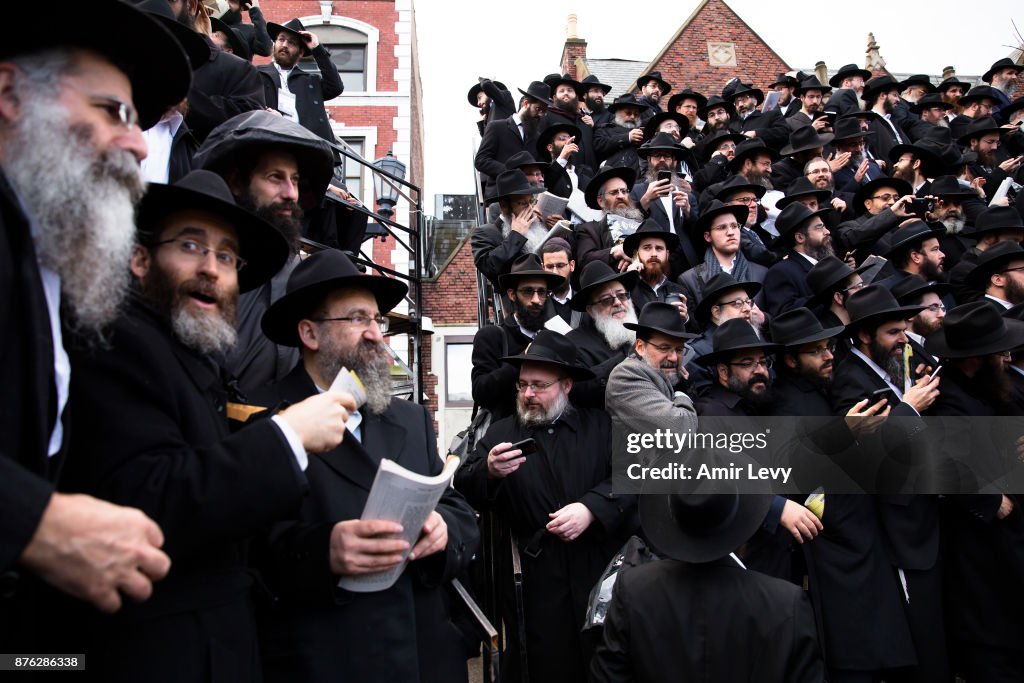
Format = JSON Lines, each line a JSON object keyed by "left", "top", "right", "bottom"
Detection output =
{"left": 907, "top": 198, "right": 933, "bottom": 218}
{"left": 657, "top": 170, "right": 673, "bottom": 184}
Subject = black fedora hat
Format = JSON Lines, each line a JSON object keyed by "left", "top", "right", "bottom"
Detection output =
{"left": 774, "top": 203, "right": 830, "bottom": 240}
{"left": 780, "top": 126, "right": 835, "bottom": 156}
{"left": 131, "top": 0, "right": 213, "bottom": 72}
{"left": 861, "top": 75, "right": 900, "bottom": 102}
{"left": 518, "top": 81, "right": 553, "bottom": 107}
{"left": 607, "top": 93, "right": 646, "bottom": 113}
{"left": 642, "top": 112, "right": 691, "bottom": 142}
{"left": 486, "top": 169, "right": 545, "bottom": 205}
{"left": 966, "top": 241, "right": 1024, "bottom": 289}
{"left": 584, "top": 166, "right": 637, "bottom": 210}
{"left": 982, "top": 58, "right": 1024, "bottom": 84}
{"left": 695, "top": 199, "right": 750, "bottom": 237}
{"left": 1002, "top": 96, "right": 1024, "bottom": 122}
{"left": 927, "top": 175, "right": 980, "bottom": 202}
{"left": 467, "top": 79, "right": 508, "bottom": 107}
{"left": 42, "top": 0, "right": 193, "bottom": 131}
{"left": 667, "top": 88, "right": 708, "bottom": 113}
{"left": 639, "top": 485, "right": 773, "bottom": 563}
{"left": 497, "top": 253, "right": 565, "bottom": 292}
{"left": 776, "top": 177, "right": 833, "bottom": 211}
{"left": 696, "top": 129, "right": 746, "bottom": 162}
{"left": 886, "top": 140, "right": 943, "bottom": 169}
{"left": 937, "top": 76, "right": 968, "bottom": 94}
{"left": 636, "top": 70, "right": 672, "bottom": 95}
{"left": 909, "top": 93, "right": 953, "bottom": 115}
{"left": 543, "top": 72, "right": 584, "bottom": 98}
{"left": 829, "top": 63, "right": 872, "bottom": 88}
{"left": 831, "top": 116, "right": 874, "bottom": 142}
{"left": 571, "top": 260, "right": 640, "bottom": 312}
{"left": 580, "top": 74, "right": 612, "bottom": 95}
{"left": 853, "top": 176, "right": 913, "bottom": 214}
{"left": 536, "top": 122, "right": 581, "bottom": 159}
{"left": 724, "top": 80, "right": 764, "bottom": 105}
{"left": 638, "top": 131, "right": 689, "bottom": 158}
{"left": 771, "top": 307, "right": 846, "bottom": 347}
{"left": 728, "top": 138, "right": 779, "bottom": 172}
{"left": 889, "top": 273, "right": 951, "bottom": 305}
{"left": 696, "top": 318, "right": 781, "bottom": 366}
{"left": 262, "top": 249, "right": 408, "bottom": 346}
{"left": 505, "top": 151, "right": 544, "bottom": 171}
{"left": 806, "top": 256, "right": 871, "bottom": 305}
{"left": 137, "top": 170, "right": 288, "bottom": 293}
{"left": 917, "top": 139, "right": 972, "bottom": 174}
{"left": 768, "top": 72, "right": 800, "bottom": 89}
{"left": 926, "top": 301, "right": 1024, "bottom": 359}
{"left": 845, "top": 284, "right": 925, "bottom": 333}
{"left": 958, "top": 85, "right": 999, "bottom": 107}
{"left": 713, "top": 175, "right": 767, "bottom": 201}
{"left": 210, "top": 17, "right": 251, "bottom": 62}
{"left": 266, "top": 18, "right": 313, "bottom": 55}
{"left": 623, "top": 219, "right": 680, "bottom": 258}
{"left": 625, "top": 301, "right": 698, "bottom": 339}
{"left": 501, "top": 329, "right": 594, "bottom": 380}
{"left": 877, "top": 220, "right": 946, "bottom": 257}
{"left": 794, "top": 77, "right": 832, "bottom": 96}
{"left": 898, "top": 74, "right": 936, "bottom": 94}
{"left": 956, "top": 115, "right": 1004, "bottom": 145}
{"left": 963, "top": 205, "right": 1024, "bottom": 238}
{"left": 195, "top": 111, "right": 335, "bottom": 211}
{"left": 695, "top": 272, "right": 762, "bottom": 323}
{"left": 698, "top": 95, "right": 737, "bottom": 121}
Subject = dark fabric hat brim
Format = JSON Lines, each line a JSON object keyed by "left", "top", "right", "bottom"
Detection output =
{"left": 829, "top": 67, "right": 872, "bottom": 88}
{"left": 845, "top": 305, "right": 926, "bottom": 335}
{"left": 137, "top": 183, "right": 288, "bottom": 293}
{"left": 927, "top": 317, "right": 1024, "bottom": 359}
{"left": 695, "top": 280, "right": 763, "bottom": 322}
{"left": 623, "top": 229, "right": 680, "bottom": 257}
{"left": 854, "top": 177, "right": 913, "bottom": 212}
{"left": 807, "top": 262, "right": 874, "bottom": 306}
{"left": 623, "top": 321, "right": 698, "bottom": 339}
{"left": 571, "top": 270, "right": 640, "bottom": 312}
{"left": 695, "top": 341, "right": 783, "bottom": 366}
{"left": 695, "top": 203, "right": 750, "bottom": 236}
{"left": 780, "top": 132, "right": 835, "bottom": 156}
{"left": 966, "top": 251, "right": 1024, "bottom": 289}
{"left": 266, "top": 22, "right": 312, "bottom": 55}
{"left": 500, "top": 353, "right": 595, "bottom": 380}
{"left": 585, "top": 167, "right": 637, "bottom": 210}
{"left": 775, "top": 189, "right": 833, "bottom": 210}
{"left": 776, "top": 325, "right": 847, "bottom": 348}
{"left": 518, "top": 87, "right": 554, "bottom": 107}
{"left": 497, "top": 268, "right": 566, "bottom": 292}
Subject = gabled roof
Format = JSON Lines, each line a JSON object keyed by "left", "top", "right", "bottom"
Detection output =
{"left": 580, "top": 58, "right": 649, "bottom": 96}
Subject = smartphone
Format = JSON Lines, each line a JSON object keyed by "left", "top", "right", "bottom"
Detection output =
{"left": 509, "top": 438, "right": 538, "bottom": 456}
{"left": 657, "top": 170, "right": 673, "bottom": 184}
{"left": 870, "top": 387, "right": 895, "bottom": 403}
{"left": 907, "top": 197, "right": 933, "bottom": 218}
{"left": 928, "top": 365, "right": 942, "bottom": 381}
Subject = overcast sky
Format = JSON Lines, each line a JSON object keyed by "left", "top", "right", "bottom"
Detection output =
{"left": 414, "top": 0, "right": 1022, "bottom": 208}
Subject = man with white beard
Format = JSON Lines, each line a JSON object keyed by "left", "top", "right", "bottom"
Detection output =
{"left": 594, "top": 94, "right": 645, "bottom": 168}
{"left": 59, "top": 170, "right": 353, "bottom": 679}
{"left": 0, "top": 1, "right": 190, "bottom": 651}
{"left": 471, "top": 168, "right": 547, "bottom": 286}
{"left": 575, "top": 166, "right": 645, "bottom": 271}
{"left": 567, "top": 261, "right": 641, "bottom": 407}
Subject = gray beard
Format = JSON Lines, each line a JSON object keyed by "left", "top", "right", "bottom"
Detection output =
{"left": 172, "top": 307, "right": 238, "bottom": 356}
{"left": 3, "top": 92, "right": 143, "bottom": 337}
{"left": 517, "top": 389, "right": 569, "bottom": 428}
{"left": 614, "top": 115, "right": 638, "bottom": 130}
{"left": 806, "top": 240, "right": 835, "bottom": 261}
{"left": 501, "top": 214, "right": 549, "bottom": 253}
{"left": 594, "top": 308, "right": 638, "bottom": 349}
{"left": 317, "top": 337, "right": 394, "bottom": 415}
{"left": 942, "top": 215, "right": 966, "bottom": 234}
{"left": 607, "top": 206, "right": 645, "bottom": 222}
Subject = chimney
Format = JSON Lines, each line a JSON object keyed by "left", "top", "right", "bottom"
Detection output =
{"left": 815, "top": 61, "right": 828, "bottom": 87}
{"left": 560, "top": 13, "right": 588, "bottom": 80}
{"left": 567, "top": 14, "right": 578, "bottom": 39}
{"left": 942, "top": 65, "right": 956, "bottom": 80}
{"left": 865, "top": 32, "right": 887, "bottom": 76}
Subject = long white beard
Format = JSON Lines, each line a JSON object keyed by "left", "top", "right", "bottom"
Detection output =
{"left": 594, "top": 308, "right": 638, "bottom": 349}
{"left": 501, "top": 214, "right": 550, "bottom": 253}
{"left": 172, "top": 307, "right": 238, "bottom": 356}
{"left": 3, "top": 92, "right": 143, "bottom": 336}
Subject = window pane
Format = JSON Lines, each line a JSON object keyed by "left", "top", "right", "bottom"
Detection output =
{"left": 341, "top": 138, "right": 363, "bottom": 198}
{"left": 446, "top": 343, "right": 474, "bottom": 404}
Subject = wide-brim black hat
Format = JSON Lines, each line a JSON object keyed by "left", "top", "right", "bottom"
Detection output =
{"left": 497, "top": 253, "right": 566, "bottom": 292}
{"left": 768, "top": 72, "right": 800, "bottom": 89}
{"left": 909, "top": 93, "right": 952, "bottom": 115}
{"left": 625, "top": 301, "right": 698, "bottom": 339}
{"left": 771, "top": 307, "right": 846, "bottom": 347}
{"left": 486, "top": 169, "right": 545, "bottom": 205}
{"left": 780, "top": 126, "right": 835, "bottom": 156}
{"left": 964, "top": 205, "right": 1024, "bottom": 238}
{"left": 638, "top": 131, "right": 689, "bottom": 158}
{"left": 844, "top": 284, "right": 925, "bottom": 334}
{"left": 31, "top": 1, "right": 194, "bottom": 131}
{"left": 927, "top": 301, "right": 1024, "bottom": 359}
{"left": 831, "top": 116, "right": 874, "bottom": 142}
{"left": 698, "top": 95, "right": 736, "bottom": 121}
{"left": 210, "top": 17, "right": 250, "bottom": 61}
{"left": 713, "top": 175, "right": 767, "bottom": 201}
{"left": 580, "top": 74, "right": 612, "bottom": 95}
{"left": 518, "top": 81, "right": 553, "bottom": 107}
{"left": 854, "top": 177, "right": 913, "bottom": 214}
{"left": 642, "top": 112, "right": 691, "bottom": 142}
{"left": 878, "top": 219, "right": 946, "bottom": 257}
{"left": 695, "top": 129, "right": 745, "bottom": 161}
{"left": 267, "top": 18, "right": 312, "bottom": 55}
{"left": 695, "top": 199, "right": 750, "bottom": 236}
{"left": 728, "top": 139, "right": 779, "bottom": 172}
{"left": 194, "top": 111, "right": 335, "bottom": 211}
{"left": 696, "top": 273, "right": 762, "bottom": 323}
{"left": 724, "top": 81, "right": 764, "bottom": 105}
{"left": 505, "top": 151, "right": 543, "bottom": 171}
{"left": 667, "top": 88, "right": 708, "bottom": 112}
{"left": 898, "top": 74, "right": 936, "bottom": 94}
{"left": 966, "top": 241, "right": 1024, "bottom": 289}
{"left": 696, "top": 318, "right": 782, "bottom": 366}
{"left": 262, "top": 249, "right": 408, "bottom": 346}
{"left": 982, "top": 58, "right": 1024, "bottom": 84}
{"left": 886, "top": 141, "right": 942, "bottom": 168}
{"left": 543, "top": 73, "right": 584, "bottom": 98}
{"left": 571, "top": 260, "right": 640, "bottom": 312}
{"left": 640, "top": 483, "right": 773, "bottom": 563}
{"left": 888, "top": 272, "right": 951, "bottom": 305}
{"left": 536, "top": 122, "right": 582, "bottom": 159}
{"left": 937, "top": 76, "right": 967, "bottom": 93}
{"left": 956, "top": 115, "right": 1004, "bottom": 145}
{"left": 776, "top": 177, "right": 833, "bottom": 210}
{"left": 502, "top": 329, "right": 594, "bottom": 380}
{"left": 1002, "top": 96, "right": 1024, "bottom": 122}
{"left": 794, "top": 77, "right": 832, "bottom": 96}
{"left": 138, "top": 170, "right": 289, "bottom": 293}
{"left": 623, "top": 219, "right": 680, "bottom": 257}
{"left": 607, "top": 93, "right": 645, "bottom": 113}
{"left": 861, "top": 75, "right": 899, "bottom": 102}
{"left": 958, "top": 85, "right": 998, "bottom": 107}
{"left": 585, "top": 166, "right": 636, "bottom": 210}
{"left": 774, "top": 203, "right": 831, "bottom": 239}
{"left": 806, "top": 256, "right": 872, "bottom": 305}
{"left": 927, "top": 175, "right": 981, "bottom": 202}
{"left": 637, "top": 70, "right": 672, "bottom": 95}
{"left": 829, "top": 63, "right": 872, "bottom": 88}
{"left": 467, "top": 79, "right": 507, "bottom": 107}
{"left": 131, "top": 0, "right": 213, "bottom": 73}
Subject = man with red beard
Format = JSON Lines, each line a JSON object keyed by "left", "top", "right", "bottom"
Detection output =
{"left": 763, "top": 203, "right": 833, "bottom": 317}
{"left": 59, "top": 170, "right": 353, "bottom": 680}
{"left": 195, "top": 110, "right": 334, "bottom": 394}
{"left": 622, "top": 221, "right": 690, "bottom": 318}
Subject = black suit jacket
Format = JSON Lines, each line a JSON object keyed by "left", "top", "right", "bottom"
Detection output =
{"left": 257, "top": 45, "right": 344, "bottom": 146}
{"left": 187, "top": 37, "right": 267, "bottom": 141}
{"left": 763, "top": 250, "right": 815, "bottom": 318}
{"left": 475, "top": 115, "right": 536, "bottom": 199}
{"left": 539, "top": 108, "right": 596, "bottom": 170}
{"left": 471, "top": 316, "right": 532, "bottom": 422}
{"left": 252, "top": 364, "right": 478, "bottom": 683}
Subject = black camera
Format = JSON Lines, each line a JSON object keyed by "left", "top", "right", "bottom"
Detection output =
{"left": 908, "top": 198, "right": 933, "bottom": 218}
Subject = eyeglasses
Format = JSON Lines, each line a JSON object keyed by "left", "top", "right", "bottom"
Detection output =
{"left": 648, "top": 152, "right": 676, "bottom": 161}
{"left": 716, "top": 297, "right": 753, "bottom": 310}
{"left": 646, "top": 342, "right": 685, "bottom": 355}
{"left": 601, "top": 188, "right": 630, "bottom": 198}
{"left": 729, "top": 358, "right": 772, "bottom": 370}
{"left": 312, "top": 314, "right": 390, "bottom": 333}
{"left": 515, "top": 378, "right": 562, "bottom": 393}
{"left": 517, "top": 287, "right": 549, "bottom": 299}
{"left": 728, "top": 196, "right": 760, "bottom": 206}
{"left": 591, "top": 291, "right": 631, "bottom": 308}
{"left": 871, "top": 193, "right": 901, "bottom": 202}
{"left": 924, "top": 303, "right": 946, "bottom": 313}
{"left": 155, "top": 236, "right": 246, "bottom": 271}
{"left": 844, "top": 281, "right": 867, "bottom": 293}
{"left": 1002, "top": 267, "right": 1024, "bottom": 275}
{"left": 73, "top": 86, "right": 139, "bottom": 130}
{"left": 798, "top": 342, "right": 836, "bottom": 357}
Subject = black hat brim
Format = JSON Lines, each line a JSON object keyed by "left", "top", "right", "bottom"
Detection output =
{"left": 695, "top": 341, "right": 783, "bottom": 366}
{"left": 927, "top": 317, "right": 1024, "bottom": 359}
{"left": 499, "top": 353, "right": 595, "bottom": 380}
{"left": 266, "top": 22, "right": 312, "bottom": 55}
{"left": 571, "top": 270, "right": 640, "bottom": 311}
{"left": 845, "top": 305, "right": 926, "bottom": 335}
{"left": 775, "top": 324, "right": 847, "bottom": 348}
{"left": 623, "top": 321, "right": 698, "bottom": 339}
{"left": 585, "top": 167, "right": 637, "bottom": 210}
{"left": 780, "top": 132, "right": 835, "bottom": 156}
{"left": 695, "top": 203, "right": 751, "bottom": 236}
{"left": 497, "top": 268, "right": 567, "bottom": 292}
{"left": 695, "top": 280, "right": 763, "bottom": 322}
{"left": 623, "top": 229, "right": 680, "bottom": 257}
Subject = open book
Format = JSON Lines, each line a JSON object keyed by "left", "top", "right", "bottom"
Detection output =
{"left": 337, "top": 455, "right": 461, "bottom": 593}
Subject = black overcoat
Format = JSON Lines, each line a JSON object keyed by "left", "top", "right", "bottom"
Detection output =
{"left": 257, "top": 45, "right": 344, "bottom": 146}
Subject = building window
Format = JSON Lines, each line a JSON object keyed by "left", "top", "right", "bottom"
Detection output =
{"left": 340, "top": 137, "right": 364, "bottom": 198}
{"left": 444, "top": 337, "right": 475, "bottom": 407}
{"left": 298, "top": 24, "right": 369, "bottom": 92}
